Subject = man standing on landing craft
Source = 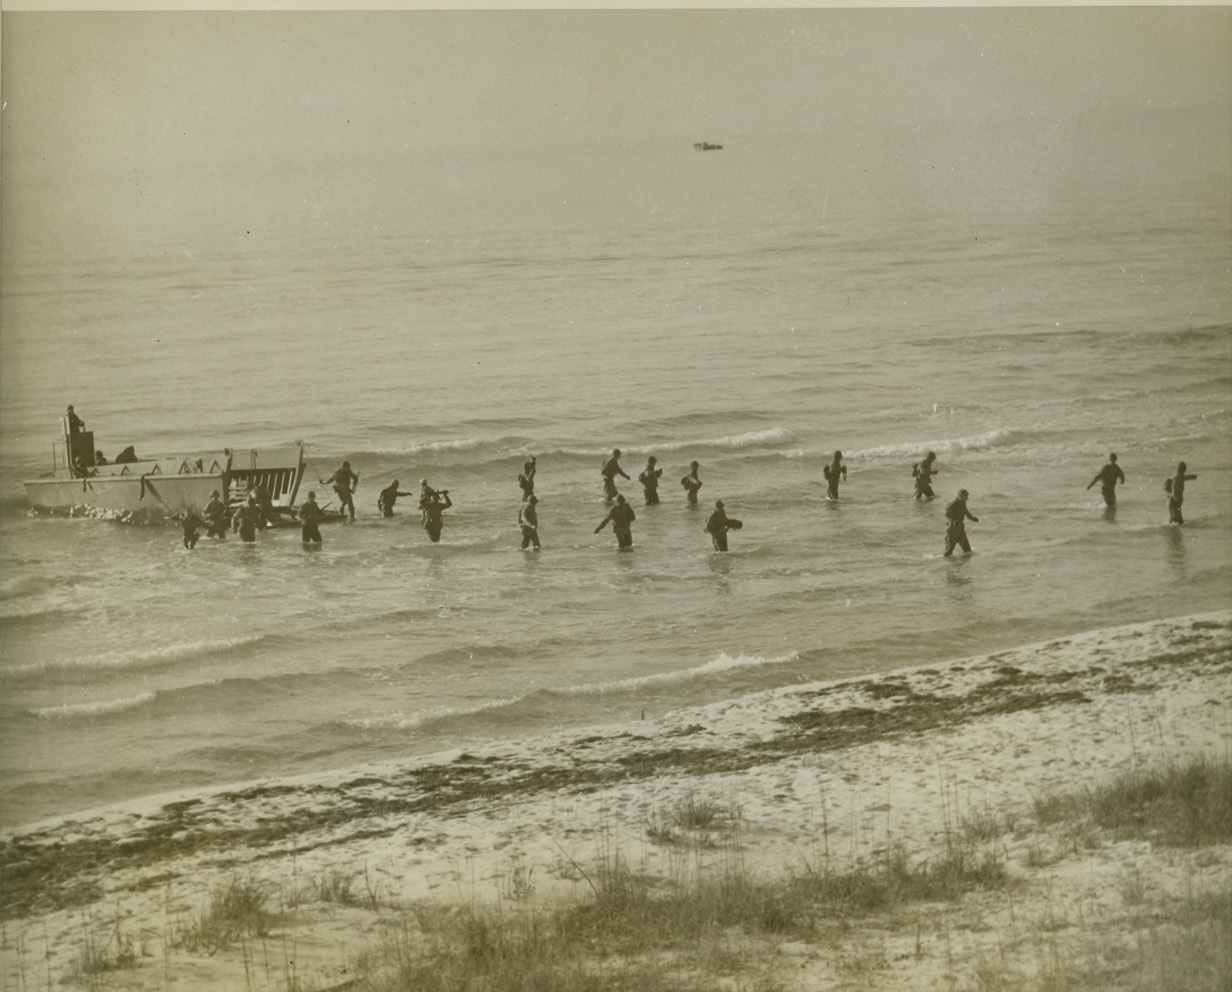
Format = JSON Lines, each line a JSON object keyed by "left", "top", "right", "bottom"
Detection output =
{"left": 1087, "top": 453, "right": 1126, "bottom": 507}
{"left": 65, "top": 404, "right": 86, "bottom": 434}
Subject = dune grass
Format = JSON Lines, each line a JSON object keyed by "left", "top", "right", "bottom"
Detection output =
{"left": 41, "top": 754, "right": 1232, "bottom": 990}
{"left": 643, "top": 791, "right": 741, "bottom": 846}
{"left": 973, "top": 888, "right": 1232, "bottom": 992}
{"left": 350, "top": 755, "right": 1231, "bottom": 991}
{"left": 1124, "top": 889, "right": 1232, "bottom": 992}
{"left": 62, "top": 909, "right": 139, "bottom": 989}
{"left": 174, "top": 873, "right": 274, "bottom": 954}
{"left": 1033, "top": 753, "right": 1232, "bottom": 846}
{"left": 350, "top": 826, "right": 1007, "bottom": 992}
{"left": 297, "top": 864, "right": 385, "bottom": 911}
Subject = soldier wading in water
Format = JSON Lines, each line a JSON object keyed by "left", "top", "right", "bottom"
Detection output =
{"left": 519, "top": 494, "right": 540, "bottom": 550}
{"left": 601, "top": 449, "right": 628, "bottom": 503}
{"left": 943, "top": 489, "right": 979, "bottom": 557}
{"left": 1087, "top": 453, "right": 1125, "bottom": 508}
{"left": 595, "top": 494, "right": 636, "bottom": 550}
{"left": 704, "top": 500, "right": 743, "bottom": 552}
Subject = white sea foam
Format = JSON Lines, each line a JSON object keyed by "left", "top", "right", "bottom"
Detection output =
{"left": 560, "top": 428, "right": 797, "bottom": 458}
{"left": 0, "top": 598, "right": 77, "bottom": 621}
{"left": 662, "top": 427, "right": 797, "bottom": 451}
{"left": 344, "top": 695, "right": 521, "bottom": 731}
{"left": 32, "top": 692, "right": 158, "bottom": 719}
{"left": 367, "top": 438, "right": 484, "bottom": 456}
{"left": 0, "top": 575, "right": 58, "bottom": 600}
{"left": 854, "top": 429, "right": 1023, "bottom": 461}
{"left": 548, "top": 651, "right": 801, "bottom": 696}
{"left": 3, "top": 634, "right": 265, "bottom": 679}
{"left": 343, "top": 652, "right": 800, "bottom": 730}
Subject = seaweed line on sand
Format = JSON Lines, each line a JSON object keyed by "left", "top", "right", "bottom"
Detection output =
{"left": 2, "top": 613, "right": 1228, "bottom": 920}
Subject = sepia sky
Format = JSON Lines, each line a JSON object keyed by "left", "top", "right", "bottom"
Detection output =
{"left": 1, "top": 6, "right": 1228, "bottom": 246}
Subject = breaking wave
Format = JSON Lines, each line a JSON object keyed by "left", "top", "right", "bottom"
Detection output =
{"left": 337, "top": 427, "right": 801, "bottom": 472}
{"left": 558, "top": 428, "right": 797, "bottom": 458}
{"left": 854, "top": 429, "right": 1025, "bottom": 461}
{"left": 343, "top": 696, "right": 521, "bottom": 731}
{"left": 3, "top": 634, "right": 266, "bottom": 679}
{"left": 340, "top": 650, "right": 799, "bottom": 732}
{"left": 32, "top": 692, "right": 158, "bottom": 719}
{"left": 0, "top": 575, "right": 63, "bottom": 600}
{"left": 544, "top": 650, "right": 801, "bottom": 696}
{"left": 366, "top": 438, "right": 486, "bottom": 457}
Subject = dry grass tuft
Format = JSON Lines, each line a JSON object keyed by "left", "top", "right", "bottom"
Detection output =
{"left": 348, "top": 822, "right": 1007, "bottom": 992}
{"left": 174, "top": 874, "right": 273, "bottom": 954}
{"left": 1033, "top": 753, "right": 1232, "bottom": 846}
{"left": 63, "top": 910, "right": 139, "bottom": 987}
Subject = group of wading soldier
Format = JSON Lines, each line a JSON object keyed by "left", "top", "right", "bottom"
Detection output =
{"left": 50, "top": 404, "right": 1182, "bottom": 557}
{"left": 155, "top": 435, "right": 1195, "bottom": 555}
{"left": 819, "top": 448, "right": 978, "bottom": 557}
{"left": 593, "top": 449, "right": 739, "bottom": 552}
{"left": 1085, "top": 452, "right": 1197, "bottom": 525}
{"left": 181, "top": 450, "right": 1199, "bottom": 556}
{"left": 58, "top": 404, "right": 1190, "bottom": 557}
{"left": 322, "top": 465, "right": 453, "bottom": 543}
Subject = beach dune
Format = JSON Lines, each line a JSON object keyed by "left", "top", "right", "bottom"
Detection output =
{"left": 2, "top": 611, "right": 1229, "bottom": 990}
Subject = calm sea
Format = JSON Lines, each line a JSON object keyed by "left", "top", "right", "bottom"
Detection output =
{"left": 1, "top": 139, "right": 1229, "bottom": 829}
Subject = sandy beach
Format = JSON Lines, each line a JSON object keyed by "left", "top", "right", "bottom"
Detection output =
{"left": 3, "top": 610, "right": 1229, "bottom": 991}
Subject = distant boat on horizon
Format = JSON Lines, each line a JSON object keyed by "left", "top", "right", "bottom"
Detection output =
{"left": 693, "top": 142, "right": 723, "bottom": 151}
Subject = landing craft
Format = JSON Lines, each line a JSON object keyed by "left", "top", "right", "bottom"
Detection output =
{"left": 24, "top": 417, "right": 308, "bottom": 520}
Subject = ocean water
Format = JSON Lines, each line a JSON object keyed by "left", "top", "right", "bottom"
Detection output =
{"left": 1, "top": 139, "right": 1229, "bottom": 830}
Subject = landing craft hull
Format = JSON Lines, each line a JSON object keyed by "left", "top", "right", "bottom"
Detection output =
{"left": 24, "top": 473, "right": 227, "bottom": 515}
{"left": 24, "top": 438, "right": 307, "bottom": 519}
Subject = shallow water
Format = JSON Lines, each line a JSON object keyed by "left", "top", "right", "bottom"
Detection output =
{"left": 1, "top": 139, "right": 1229, "bottom": 829}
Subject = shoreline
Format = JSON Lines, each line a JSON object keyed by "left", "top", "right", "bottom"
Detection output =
{"left": 8, "top": 609, "right": 1227, "bottom": 836}
{"left": 2, "top": 610, "right": 1229, "bottom": 988}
